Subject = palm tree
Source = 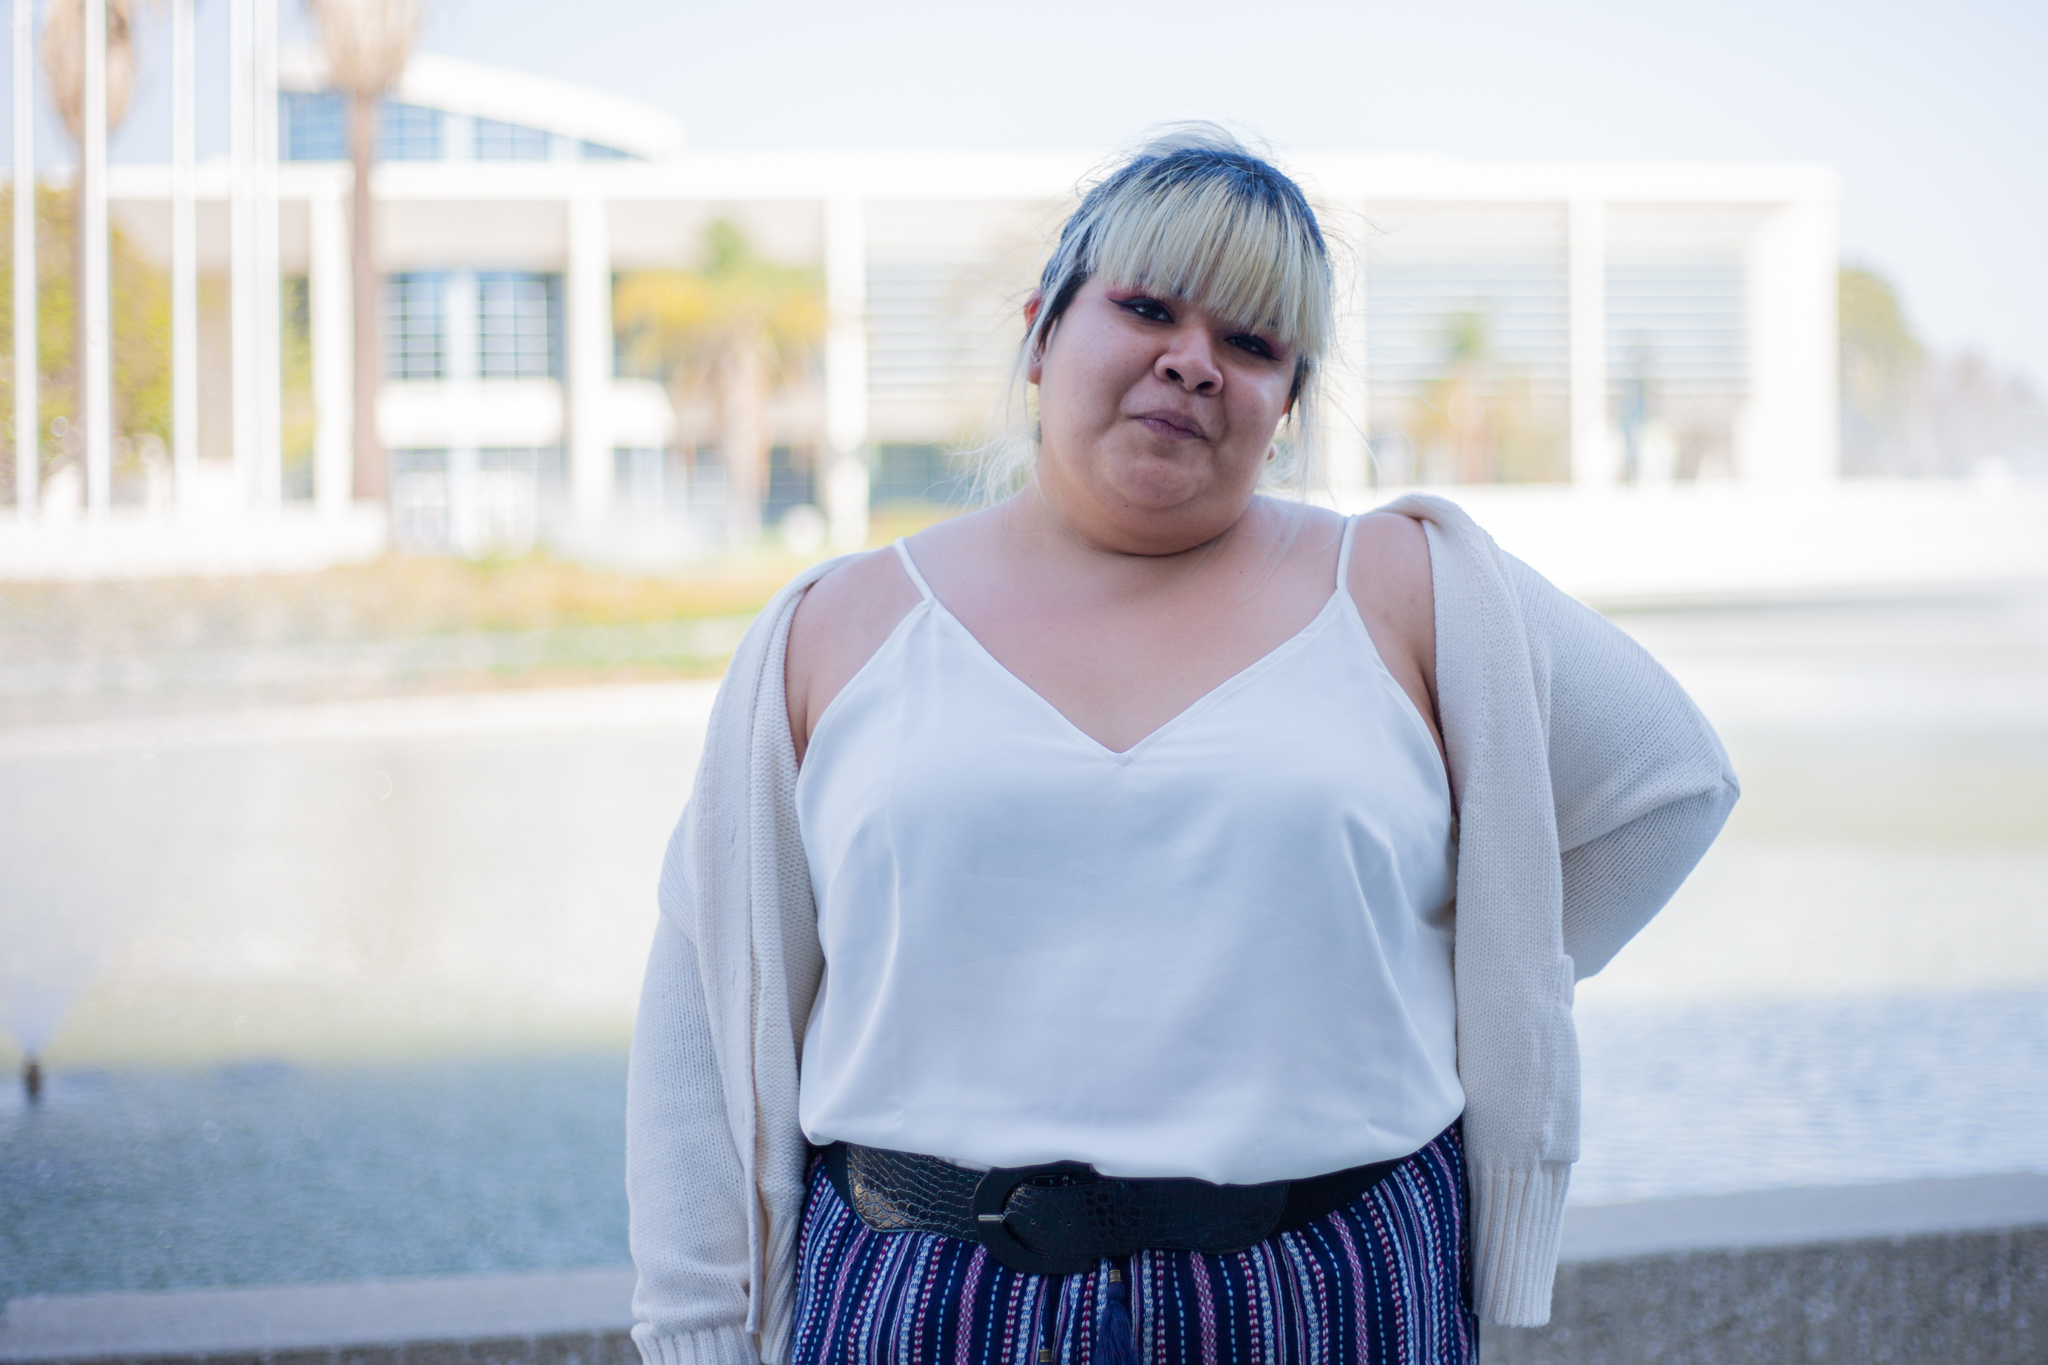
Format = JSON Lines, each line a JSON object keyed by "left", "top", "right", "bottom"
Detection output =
{"left": 40, "top": 0, "right": 139, "bottom": 477}
{"left": 614, "top": 220, "right": 827, "bottom": 544}
{"left": 305, "top": 0, "right": 424, "bottom": 504}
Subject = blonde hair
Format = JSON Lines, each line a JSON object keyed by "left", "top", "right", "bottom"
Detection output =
{"left": 972, "top": 125, "right": 1334, "bottom": 502}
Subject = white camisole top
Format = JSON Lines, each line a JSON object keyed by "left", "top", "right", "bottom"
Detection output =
{"left": 794, "top": 517, "right": 1463, "bottom": 1184}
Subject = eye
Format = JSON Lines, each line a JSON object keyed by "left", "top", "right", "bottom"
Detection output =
{"left": 1228, "top": 333, "right": 1280, "bottom": 361}
{"left": 1114, "top": 295, "right": 1173, "bottom": 323}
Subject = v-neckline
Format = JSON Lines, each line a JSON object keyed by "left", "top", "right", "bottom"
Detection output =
{"left": 920, "top": 588, "right": 1345, "bottom": 765}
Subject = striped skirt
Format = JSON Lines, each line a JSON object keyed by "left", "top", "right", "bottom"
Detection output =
{"left": 787, "top": 1122, "right": 1477, "bottom": 1365}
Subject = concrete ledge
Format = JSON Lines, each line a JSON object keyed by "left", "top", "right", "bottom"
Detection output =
{"left": 1488, "top": 1174, "right": 2048, "bottom": 1364}
{"left": 0, "top": 1268, "right": 637, "bottom": 1365}
{"left": 1557, "top": 1173, "right": 2048, "bottom": 1262}
{"left": 5, "top": 1176, "right": 2045, "bottom": 1365}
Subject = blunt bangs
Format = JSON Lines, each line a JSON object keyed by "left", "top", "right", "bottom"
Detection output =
{"left": 1080, "top": 160, "right": 1331, "bottom": 364}
{"left": 969, "top": 126, "right": 1337, "bottom": 504}
{"left": 1031, "top": 134, "right": 1333, "bottom": 376}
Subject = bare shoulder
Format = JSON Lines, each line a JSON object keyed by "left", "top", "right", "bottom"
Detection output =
{"left": 790, "top": 546, "right": 922, "bottom": 655}
{"left": 1350, "top": 508, "right": 1434, "bottom": 616}
{"left": 1346, "top": 511, "right": 1442, "bottom": 746}
{"left": 785, "top": 548, "right": 923, "bottom": 762}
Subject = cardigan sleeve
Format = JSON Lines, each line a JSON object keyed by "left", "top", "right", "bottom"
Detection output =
{"left": 1506, "top": 555, "right": 1740, "bottom": 978}
{"left": 626, "top": 555, "right": 852, "bottom": 1365}
{"left": 626, "top": 813, "right": 763, "bottom": 1365}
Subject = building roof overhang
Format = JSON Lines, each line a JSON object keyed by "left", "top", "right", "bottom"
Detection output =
{"left": 277, "top": 47, "right": 687, "bottom": 161}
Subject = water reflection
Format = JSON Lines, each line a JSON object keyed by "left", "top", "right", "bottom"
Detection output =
{"left": 0, "top": 1051, "right": 629, "bottom": 1302}
{"left": 0, "top": 685, "right": 714, "bottom": 1067}
{"left": 1, "top": 586, "right": 2045, "bottom": 1298}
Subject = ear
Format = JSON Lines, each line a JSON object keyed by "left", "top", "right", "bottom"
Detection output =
{"left": 1023, "top": 289, "right": 1047, "bottom": 386}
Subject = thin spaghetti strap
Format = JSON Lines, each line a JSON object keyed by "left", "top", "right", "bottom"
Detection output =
{"left": 892, "top": 538, "right": 936, "bottom": 602}
{"left": 1334, "top": 514, "right": 1361, "bottom": 594}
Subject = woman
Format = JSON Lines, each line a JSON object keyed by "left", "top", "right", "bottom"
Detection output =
{"left": 627, "top": 128, "right": 1738, "bottom": 1365}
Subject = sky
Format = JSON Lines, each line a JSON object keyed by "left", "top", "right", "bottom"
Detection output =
{"left": 6, "top": 0, "right": 2046, "bottom": 387}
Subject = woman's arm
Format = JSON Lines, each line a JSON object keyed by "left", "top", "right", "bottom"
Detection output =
{"left": 1346, "top": 511, "right": 1447, "bottom": 767}
{"left": 627, "top": 823, "right": 759, "bottom": 1365}
{"left": 628, "top": 558, "right": 849, "bottom": 1365}
{"left": 1557, "top": 788, "right": 1736, "bottom": 978}
{"left": 1381, "top": 492, "right": 1735, "bottom": 980}
{"left": 1506, "top": 556, "right": 1740, "bottom": 978}
{"left": 785, "top": 549, "right": 924, "bottom": 765}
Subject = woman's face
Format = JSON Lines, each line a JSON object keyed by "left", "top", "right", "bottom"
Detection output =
{"left": 1028, "top": 275, "right": 1297, "bottom": 554}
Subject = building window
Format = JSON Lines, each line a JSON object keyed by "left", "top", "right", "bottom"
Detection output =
{"left": 281, "top": 92, "right": 346, "bottom": 161}
{"left": 1360, "top": 203, "right": 1572, "bottom": 484}
{"left": 389, "top": 448, "right": 450, "bottom": 550}
{"left": 581, "top": 140, "right": 634, "bottom": 161}
{"left": 380, "top": 101, "right": 443, "bottom": 160}
{"left": 613, "top": 446, "right": 666, "bottom": 522}
{"left": 475, "top": 118, "right": 551, "bottom": 161}
{"left": 1605, "top": 260, "right": 1747, "bottom": 481}
{"left": 872, "top": 444, "right": 973, "bottom": 507}
{"left": 478, "top": 273, "right": 560, "bottom": 380}
{"left": 284, "top": 93, "right": 443, "bottom": 160}
{"left": 385, "top": 273, "right": 446, "bottom": 380}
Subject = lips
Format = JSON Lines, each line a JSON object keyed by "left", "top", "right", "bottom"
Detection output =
{"left": 1131, "top": 410, "right": 1206, "bottom": 440}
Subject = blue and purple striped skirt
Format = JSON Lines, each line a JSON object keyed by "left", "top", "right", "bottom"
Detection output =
{"left": 788, "top": 1122, "right": 1477, "bottom": 1365}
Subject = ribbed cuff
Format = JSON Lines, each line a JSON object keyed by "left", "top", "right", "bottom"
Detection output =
{"left": 1469, "top": 1162, "right": 1572, "bottom": 1327}
{"left": 631, "top": 1324, "right": 761, "bottom": 1365}
{"left": 756, "top": 1218, "right": 804, "bottom": 1365}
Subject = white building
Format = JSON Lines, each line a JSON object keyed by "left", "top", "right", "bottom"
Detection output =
{"left": 25, "top": 50, "right": 1841, "bottom": 566}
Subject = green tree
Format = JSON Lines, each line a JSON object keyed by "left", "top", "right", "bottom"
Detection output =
{"left": 1839, "top": 266, "right": 1925, "bottom": 475}
{"left": 38, "top": 0, "right": 144, "bottom": 491}
{"left": 1, "top": 186, "right": 170, "bottom": 499}
{"left": 1406, "top": 311, "right": 1565, "bottom": 483}
{"left": 614, "top": 219, "right": 826, "bottom": 542}
{"left": 282, "top": 276, "right": 317, "bottom": 490}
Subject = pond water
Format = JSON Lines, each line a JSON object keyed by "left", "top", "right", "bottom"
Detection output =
{"left": 6, "top": 990, "right": 2046, "bottom": 1303}
{"left": 3, "top": 589, "right": 2045, "bottom": 1304}
{"left": 0, "top": 1051, "right": 628, "bottom": 1302}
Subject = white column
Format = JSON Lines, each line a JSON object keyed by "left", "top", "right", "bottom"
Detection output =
{"left": 81, "top": 0, "right": 111, "bottom": 518}
{"left": 1740, "top": 196, "right": 1839, "bottom": 484}
{"left": 442, "top": 269, "right": 479, "bottom": 553}
{"left": 1568, "top": 197, "right": 1614, "bottom": 488}
{"left": 170, "top": 0, "right": 198, "bottom": 514}
{"left": 566, "top": 192, "right": 611, "bottom": 523}
{"left": 1322, "top": 211, "right": 1370, "bottom": 502}
{"left": 12, "top": 0, "right": 36, "bottom": 519}
{"left": 251, "top": 0, "right": 281, "bottom": 510}
{"left": 822, "top": 195, "right": 868, "bottom": 550}
{"left": 310, "top": 186, "right": 351, "bottom": 520}
{"left": 228, "top": 0, "right": 254, "bottom": 511}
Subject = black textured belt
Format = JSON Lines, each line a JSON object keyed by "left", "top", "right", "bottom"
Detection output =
{"left": 824, "top": 1142, "right": 1401, "bottom": 1275}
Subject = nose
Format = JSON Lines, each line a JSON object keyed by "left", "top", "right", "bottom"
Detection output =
{"left": 1157, "top": 327, "right": 1222, "bottom": 394}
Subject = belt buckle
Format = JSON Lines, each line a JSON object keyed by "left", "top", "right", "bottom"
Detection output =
{"left": 971, "top": 1160, "right": 1101, "bottom": 1276}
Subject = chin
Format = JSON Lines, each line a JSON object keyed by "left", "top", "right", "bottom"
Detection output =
{"left": 1105, "top": 472, "right": 1211, "bottom": 514}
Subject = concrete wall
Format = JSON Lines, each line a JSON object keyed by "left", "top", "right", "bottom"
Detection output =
{"left": 1486, "top": 1175, "right": 2048, "bottom": 1364}
{"left": 1487, "top": 1225, "right": 2045, "bottom": 1364}
{"left": 0, "top": 1268, "right": 640, "bottom": 1365}
{"left": 4, "top": 1176, "right": 2045, "bottom": 1365}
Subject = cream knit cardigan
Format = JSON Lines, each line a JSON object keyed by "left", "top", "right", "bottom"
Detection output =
{"left": 626, "top": 494, "right": 1739, "bottom": 1364}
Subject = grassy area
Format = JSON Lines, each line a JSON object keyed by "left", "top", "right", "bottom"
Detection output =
{"left": 0, "top": 506, "right": 966, "bottom": 723}
{"left": 6, "top": 505, "right": 965, "bottom": 660}
{"left": 4, "top": 552, "right": 792, "bottom": 659}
